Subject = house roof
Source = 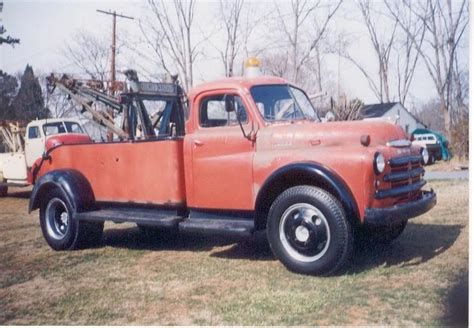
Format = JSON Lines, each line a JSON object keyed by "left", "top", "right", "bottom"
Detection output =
{"left": 360, "top": 102, "right": 398, "bottom": 118}
{"left": 360, "top": 102, "right": 427, "bottom": 128}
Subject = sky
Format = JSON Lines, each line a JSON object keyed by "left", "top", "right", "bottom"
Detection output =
{"left": 0, "top": 0, "right": 470, "bottom": 110}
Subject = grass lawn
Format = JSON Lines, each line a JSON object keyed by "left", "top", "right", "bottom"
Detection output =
{"left": 0, "top": 180, "right": 468, "bottom": 325}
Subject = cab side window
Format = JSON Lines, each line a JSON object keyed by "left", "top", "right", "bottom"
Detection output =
{"left": 199, "top": 94, "right": 248, "bottom": 128}
{"left": 28, "top": 126, "right": 40, "bottom": 139}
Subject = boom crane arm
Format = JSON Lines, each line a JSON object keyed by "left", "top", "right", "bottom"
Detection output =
{"left": 52, "top": 82, "right": 128, "bottom": 139}
{"left": 46, "top": 71, "right": 185, "bottom": 141}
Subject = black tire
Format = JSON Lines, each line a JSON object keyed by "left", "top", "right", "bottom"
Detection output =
{"left": 39, "top": 189, "right": 103, "bottom": 250}
{"left": 0, "top": 185, "right": 7, "bottom": 197}
{"left": 356, "top": 220, "right": 407, "bottom": 245}
{"left": 137, "top": 224, "right": 162, "bottom": 237}
{"left": 267, "top": 185, "right": 353, "bottom": 276}
{"left": 428, "top": 155, "right": 434, "bottom": 165}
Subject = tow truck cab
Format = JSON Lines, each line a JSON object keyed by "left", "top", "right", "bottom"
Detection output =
{"left": 29, "top": 75, "right": 436, "bottom": 276}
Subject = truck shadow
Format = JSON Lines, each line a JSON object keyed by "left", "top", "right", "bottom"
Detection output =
{"left": 102, "top": 227, "right": 243, "bottom": 253}
{"left": 4, "top": 189, "right": 32, "bottom": 199}
{"left": 101, "top": 222, "right": 463, "bottom": 272}
{"left": 440, "top": 270, "right": 468, "bottom": 327}
{"left": 346, "top": 222, "right": 463, "bottom": 274}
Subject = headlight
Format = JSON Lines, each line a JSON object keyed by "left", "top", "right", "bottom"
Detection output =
{"left": 374, "top": 152, "right": 385, "bottom": 175}
{"left": 421, "top": 148, "right": 429, "bottom": 165}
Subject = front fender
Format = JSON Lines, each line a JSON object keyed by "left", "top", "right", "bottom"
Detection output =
{"left": 255, "top": 162, "right": 359, "bottom": 221}
{"left": 29, "top": 169, "right": 96, "bottom": 213}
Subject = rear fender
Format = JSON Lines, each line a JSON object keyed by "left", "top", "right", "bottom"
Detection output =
{"left": 29, "top": 169, "right": 96, "bottom": 214}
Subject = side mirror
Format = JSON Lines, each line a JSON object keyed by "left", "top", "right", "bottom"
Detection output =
{"left": 324, "top": 111, "right": 335, "bottom": 122}
{"left": 224, "top": 95, "right": 235, "bottom": 113}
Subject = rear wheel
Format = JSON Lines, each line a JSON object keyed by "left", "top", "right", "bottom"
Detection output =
{"left": 137, "top": 224, "right": 162, "bottom": 237}
{"left": 0, "top": 184, "right": 7, "bottom": 197}
{"left": 40, "top": 189, "right": 103, "bottom": 250}
{"left": 428, "top": 154, "right": 435, "bottom": 165}
{"left": 267, "top": 186, "right": 353, "bottom": 275}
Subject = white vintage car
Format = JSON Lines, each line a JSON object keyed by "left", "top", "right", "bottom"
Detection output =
{"left": 0, "top": 118, "right": 86, "bottom": 196}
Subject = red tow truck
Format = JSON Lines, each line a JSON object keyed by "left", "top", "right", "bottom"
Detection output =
{"left": 29, "top": 66, "right": 436, "bottom": 275}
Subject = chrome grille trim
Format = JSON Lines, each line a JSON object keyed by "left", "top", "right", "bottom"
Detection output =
{"left": 388, "top": 155, "right": 422, "bottom": 167}
{"left": 375, "top": 180, "right": 426, "bottom": 199}
{"left": 376, "top": 154, "right": 425, "bottom": 200}
{"left": 384, "top": 167, "right": 425, "bottom": 182}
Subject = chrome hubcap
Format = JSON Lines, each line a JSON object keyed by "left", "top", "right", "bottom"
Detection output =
{"left": 295, "top": 225, "right": 310, "bottom": 242}
{"left": 279, "top": 203, "right": 331, "bottom": 262}
{"left": 45, "top": 198, "right": 69, "bottom": 240}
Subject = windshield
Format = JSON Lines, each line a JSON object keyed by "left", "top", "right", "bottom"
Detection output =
{"left": 250, "top": 84, "right": 320, "bottom": 122}
{"left": 43, "top": 121, "right": 84, "bottom": 136}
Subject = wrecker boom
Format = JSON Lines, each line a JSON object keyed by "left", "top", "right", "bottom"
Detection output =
{"left": 46, "top": 71, "right": 185, "bottom": 140}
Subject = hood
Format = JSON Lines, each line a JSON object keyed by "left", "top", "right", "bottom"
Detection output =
{"left": 257, "top": 120, "right": 408, "bottom": 150}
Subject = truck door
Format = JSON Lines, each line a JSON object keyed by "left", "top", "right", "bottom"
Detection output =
{"left": 25, "top": 124, "right": 44, "bottom": 167}
{"left": 189, "top": 91, "right": 255, "bottom": 210}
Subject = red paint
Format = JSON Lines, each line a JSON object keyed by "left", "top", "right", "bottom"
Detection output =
{"left": 45, "top": 134, "right": 92, "bottom": 152}
{"left": 37, "top": 75, "right": 427, "bottom": 221}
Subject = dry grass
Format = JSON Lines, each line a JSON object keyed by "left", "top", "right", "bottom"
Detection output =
{"left": 425, "top": 156, "right": 469, "bottom": 172}
{"left": 0, "top": 181, "right": 468, "bottom": 325}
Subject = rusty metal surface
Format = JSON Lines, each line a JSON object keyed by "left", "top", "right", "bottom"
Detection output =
{"left": 38, "top": 139, "right": 186, "bottom": 205}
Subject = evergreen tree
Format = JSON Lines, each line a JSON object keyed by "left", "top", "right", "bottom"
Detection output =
{"left": 0, "top": 26, "right": 20, "bottom": 46}
{"left": 10, "top": 65, "right": 49, "bottom": 121}
{"left": 0, "top": 70, "right": 18, "bottom": 119}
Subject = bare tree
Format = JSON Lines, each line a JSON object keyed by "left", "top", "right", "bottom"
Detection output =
{"left": 217, "top": 0, "right": 244, "bottom": 77}
{"left": 385, "top": 0, "right": 469, "bottom": 133}
{"left": 44, "top": 88, "right": 75, "bottom": 118}
{"left": 342, "top": 1, "right": 397, "bottom": 103}
{"left": 63, "top": 31, "right": 112, "bottom": 82}
{"left": 331, "top": 96, "right": 364, "bottom": 121}
{"left": 274, "top": 0, "right": 342, "bottom": 83}
{"left": 261, "top": 53, "right": 289, "bottom": 78}
{"left": 393, "top": 4, "right": 426, "bottom": 105}
{"left": 141, "top": 0, "right": 198, "bottom": 91}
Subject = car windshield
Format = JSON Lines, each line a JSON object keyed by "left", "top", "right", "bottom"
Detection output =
{"left": 250, "top": 84, "right": 320, "bottom": 122}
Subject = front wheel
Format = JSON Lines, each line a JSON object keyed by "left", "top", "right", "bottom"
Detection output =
{"left": 267, "top": 186, "right": 353, "bottom": 276}
{"left": 40, "top": 189, "right": 103, "bottom": 250}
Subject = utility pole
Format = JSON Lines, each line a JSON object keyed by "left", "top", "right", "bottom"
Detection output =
{"left": 96, "top": 9, "right": 134, "bottom": 141}
{"left": 96, "top": 9, "right": 134, "bottom": 93}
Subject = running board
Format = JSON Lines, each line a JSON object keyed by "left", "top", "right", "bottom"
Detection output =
{"left": 74, "top": 208, "right": 183, "bottom": 228}
{"left": 179, "top": 218, "right": 255, "bottom": 238}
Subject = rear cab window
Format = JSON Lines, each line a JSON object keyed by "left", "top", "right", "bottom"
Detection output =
{"left": 28, "top": 126, "right": 40, "bottom": 139}
{"left": 64, "top": 122, "right": 84, "bottom": 134}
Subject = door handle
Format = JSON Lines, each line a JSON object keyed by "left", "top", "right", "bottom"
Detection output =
{"left": 193, "top": 139, "right": 204, "bottom": 146}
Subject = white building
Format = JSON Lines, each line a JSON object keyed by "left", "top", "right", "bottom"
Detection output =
{"left": 360, "top": 102, "right": 426, "bottom": 134}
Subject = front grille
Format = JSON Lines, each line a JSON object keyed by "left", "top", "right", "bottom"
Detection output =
{"left": 375, "top": 155, "right": 425, "bottom": 200}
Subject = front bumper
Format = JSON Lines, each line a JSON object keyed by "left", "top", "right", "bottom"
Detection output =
{"left": 364, "top": 190, "right": 436, "bottom": 226}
